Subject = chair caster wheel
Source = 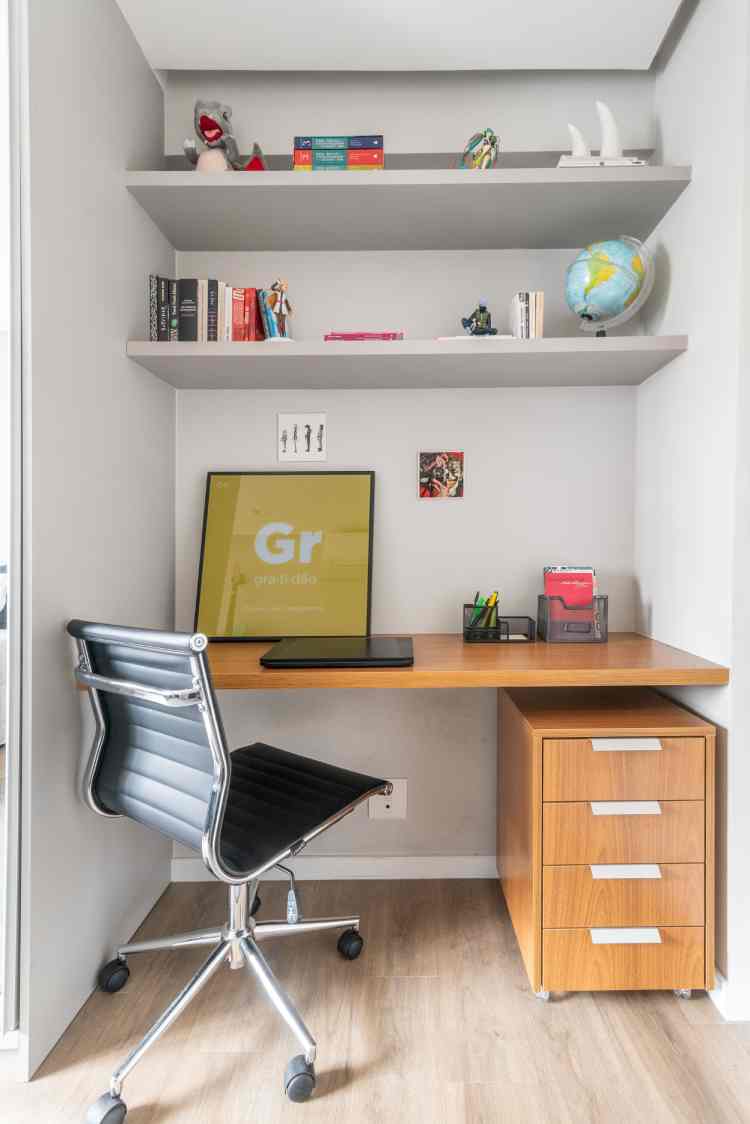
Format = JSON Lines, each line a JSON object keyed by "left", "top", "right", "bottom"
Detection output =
{"left": 86, "top": 1092, "right": 127, "bottom": 1123}
{"left": 284, "top": 1054, "right": 316, "bottom": 1102}
{"left": 337, "top": 928, "right": 364, "bottom": 960}
{"left": 535, "top": 989, "right": 550, "bottom": 1002}
{"left": 97, "top": 958, "right": 130, "bottom": 994}
{"left": 674, "top": 988, "right": 692, "bottom": 999}
{"left": 251, "top": 893, "right": 261, "bottom": 917}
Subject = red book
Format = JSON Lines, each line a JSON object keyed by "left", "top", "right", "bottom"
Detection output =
{"left": 244, "top": 288, "right": 265, "bottom": 340}
{"left": 293, "top": 148, "right": 312, "bottom": 167}
{"left": 231, "top": 288, "right": 246, "bottom": 341}
{"left": 543, "top": 567, "right": 596, "bottom": 607}
{"left": 324, "top": 331, "right": 404, "bottom": 341}
{"left": 347, "top": 148, "right": 384, "bottom": 167}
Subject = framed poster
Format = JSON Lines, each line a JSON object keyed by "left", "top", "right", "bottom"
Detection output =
{"left": 195, "top": 471, "right": 374, "bottom": 640}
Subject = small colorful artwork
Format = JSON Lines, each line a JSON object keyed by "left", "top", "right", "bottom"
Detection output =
{"left": 418, "top": 452, "right": 465, "bottom": 499}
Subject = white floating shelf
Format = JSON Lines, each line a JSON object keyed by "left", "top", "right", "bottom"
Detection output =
{"left": 126, "top": 336, "right": 688, "bottom": 390}
{"left": 125, "top": 166, "right": 691, "bottom": 252}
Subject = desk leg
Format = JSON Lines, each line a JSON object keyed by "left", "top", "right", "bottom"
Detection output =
{"left": 496, "top": 688, "right": 542, "bottom": 992}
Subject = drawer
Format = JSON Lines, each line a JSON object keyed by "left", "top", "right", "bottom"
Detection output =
{"left": 542, "top": 926, "right": 705, "bottom": 991}
{"left": 543, "top": 737, "right": 704, "bottom": 802}
{"left": 543, "top": 800, "right": 704, "bottom": 865}
{"left": 542, "top": 863, "right": 705, "bottom": 928}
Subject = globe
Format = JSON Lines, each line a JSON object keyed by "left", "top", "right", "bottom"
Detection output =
{"left": 565, "top": 236, "right": 654, "bottom": 332}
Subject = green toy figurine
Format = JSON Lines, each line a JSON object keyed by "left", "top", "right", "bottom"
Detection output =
{"left": 462, "top": 298, "right": 498, "bottom": 336}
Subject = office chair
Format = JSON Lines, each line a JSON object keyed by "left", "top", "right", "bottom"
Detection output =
{"left": 67, "top": 620, "right": 390, "bottom": 1124}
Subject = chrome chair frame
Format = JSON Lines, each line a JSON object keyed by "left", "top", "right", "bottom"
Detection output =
{"left": 71, "top": 623, "right": 388, "bottom": 1110}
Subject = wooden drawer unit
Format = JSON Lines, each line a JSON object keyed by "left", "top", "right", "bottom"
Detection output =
{"left": 542, "top": 736, "right": 704, "bottom": 802}
{"left": 543, "top": 864, "right": 705, "bottom": 928}
{"left": 542, "top": 800, "right": 705, "bottom": 865}
{"left": 497, "top": 688, "right": 715, "bottom": 996}
{"left": 542, "top": 927, "right": 706, "bottom": 992}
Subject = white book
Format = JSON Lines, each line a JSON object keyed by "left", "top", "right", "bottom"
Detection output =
{"left": 217, "top": 282, "right": 225, "bottom": 342}
{"left": 224, "top": 285, "right": 232, "bottom": 341}
{"left": 197, "top": 279, "right": 208, "bottom": 343}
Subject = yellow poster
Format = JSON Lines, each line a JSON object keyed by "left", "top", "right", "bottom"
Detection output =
{"left": 196, "top": 472, "right": 374, "bottom": 638}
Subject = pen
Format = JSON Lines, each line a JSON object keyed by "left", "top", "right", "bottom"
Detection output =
{"left": 470, "top": 597, "right": 486, "bottom": 626}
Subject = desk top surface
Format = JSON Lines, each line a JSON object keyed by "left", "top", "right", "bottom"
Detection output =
{"left": 207, "top": 633, "right": 729, "bottom": 691}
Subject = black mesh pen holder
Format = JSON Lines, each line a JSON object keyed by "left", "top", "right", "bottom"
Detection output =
{"left": 462, "top": 605, "right": 536, "bottom": 643}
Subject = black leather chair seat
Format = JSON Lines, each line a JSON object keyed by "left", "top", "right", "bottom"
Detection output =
{"left": 220, "top": 742, "right": 387, "bottom": 875}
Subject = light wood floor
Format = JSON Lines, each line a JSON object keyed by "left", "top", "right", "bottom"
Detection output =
{"left": 7, "top": 879, "right": 750, "bottom": 1123}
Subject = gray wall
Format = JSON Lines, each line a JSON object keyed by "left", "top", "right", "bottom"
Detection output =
{"left": 163, "top": 65, "right": 651, "bottom": 871}
{"left": 164, "top": 69, "right": 656, "bottom": 158}
{"left": 21, "top": 0, "right": 176, "bottom": 1075}
{"left": 638, "top": 0, "right": 747, "bottom": 1015}
{"left": 174, "top": 385, "right": 635, "bottom": 863}
{"left": 174, "top": 249, "right": 646, "bottom": 341}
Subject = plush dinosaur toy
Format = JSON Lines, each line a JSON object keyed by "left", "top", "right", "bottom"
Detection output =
{"left": 184, "top": 100, "right": 267, "bottom": 172}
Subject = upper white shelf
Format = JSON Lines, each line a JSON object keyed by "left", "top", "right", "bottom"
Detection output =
{"left": 126, "top": 336, "right": 688, "bottom": 390}
{"left": 125, "top": 166, "right": 691, "bottom": 252}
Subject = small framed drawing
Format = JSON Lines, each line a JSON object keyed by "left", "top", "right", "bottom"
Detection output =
{"left": 418, "top": 451, "right": 465, "bottom": 498}
{"left": 278, "top": 412, "right": 327, "bottom": 461}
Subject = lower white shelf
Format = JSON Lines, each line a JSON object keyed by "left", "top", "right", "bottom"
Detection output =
{"left": 126, "top": 336, "right": 688, "bottom": 390}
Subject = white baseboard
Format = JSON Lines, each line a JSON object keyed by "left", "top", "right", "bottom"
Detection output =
{"left": 171, "top": 854, "right": 498, "bottom": 883}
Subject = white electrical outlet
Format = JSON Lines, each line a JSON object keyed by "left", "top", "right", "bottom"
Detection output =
{"left": 369, "top": 779, "right": 407, "bottom": 820}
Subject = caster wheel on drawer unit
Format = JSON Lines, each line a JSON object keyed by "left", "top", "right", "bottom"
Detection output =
{"left": 97, "top": 958, "right": 130, "bottom": 995}
{"left": 534, "top": 989, "right": 550, "bottom": 1002}
{"left": 674, "top": 988, "right": 692, "bottom": 999}
{"left": 284, "top": 1055, "right": 316, "bottom": 1102}
{"left": 85, "top": 1092, "right": 127, "bottom": 1124}
{"left": 337, "top": 928, "right": 364, "bottom": 960}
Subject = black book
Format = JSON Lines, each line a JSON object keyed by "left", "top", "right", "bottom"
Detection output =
{"left": 148, "top": 274, "right": 158, "bottom": 341}
{"left": 168, "top": 279, "right": 178, "bottom": 342}
{"left": 177, "top": 278, "right": 198, "bottom": 342}
{"left": 207, "top": 279, "right": 219, "bottom": 342}
{"left": 157, "top": 276, "right": 170, "bottom": 341}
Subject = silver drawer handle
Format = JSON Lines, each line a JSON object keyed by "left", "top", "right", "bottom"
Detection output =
{"left": 590, "top": 928, "right": 662, "bottom": 945}
{"left": 590, "top": 864, "right": 662, "bottom": 880}
{"left": 591, "top": 737, "right": 662, "bottom": 752}
{"left": 590, "top": 801, "right": 662, "bottom": 816}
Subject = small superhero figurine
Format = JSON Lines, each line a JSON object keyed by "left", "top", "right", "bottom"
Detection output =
{"left": 460, "top": 129, "right": 499, "bottom": 170}
{"left": 461, "top": 298, "right": 498, "bottom": 336}
{"left": 266, "top": 279, "right": 293, "bottom": 337}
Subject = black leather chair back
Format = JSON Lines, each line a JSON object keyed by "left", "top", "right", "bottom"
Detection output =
{"left": 68, "top": 621, "right": 220, "bottom": 853}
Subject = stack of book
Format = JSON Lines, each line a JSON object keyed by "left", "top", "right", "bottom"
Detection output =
{"left": 293, "top": 135, "right": 384, "bottom": 171}
{"left": 510, "top": 291, "right": 545, "bottom": 339}
{"left": 148, "top": 276, "right": 288, "bottom": 341}
{"left": 324, "top": 330, "right": 404, "bottom": 341}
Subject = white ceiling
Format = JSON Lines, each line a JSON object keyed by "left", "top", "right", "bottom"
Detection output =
{"left": 115, "top": 0, "right": 684, "bottom": 72}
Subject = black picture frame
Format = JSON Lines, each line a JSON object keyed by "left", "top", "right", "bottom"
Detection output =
{"left": 194, "top": 470, "right": 375, "bottom": 641}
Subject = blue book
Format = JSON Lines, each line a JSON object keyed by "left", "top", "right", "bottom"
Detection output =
{"left": 258, "top": 290, "right": 278, "bottom": 337}
{"left": 294, "top": 136, "right": 349, "bottom": 150}
{"left": 294, "top": 135, "right": 383, "bottom": 150}
{"left": 348, "top": 135, "right": 383, "bottom": 149}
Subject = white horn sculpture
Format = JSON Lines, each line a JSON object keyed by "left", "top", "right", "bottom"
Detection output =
{"left": 567, "top": 124, "right": 590, "bottom": 158}
{"left": 596, "top": 101, "right": 622, "bottom": 159}
{"left": 558, "top": 101, "right": 645, "bottom": 167}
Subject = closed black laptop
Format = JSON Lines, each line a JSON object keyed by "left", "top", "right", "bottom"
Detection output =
{"left": 260, "top": 636, "right": 414, "bottom": 669}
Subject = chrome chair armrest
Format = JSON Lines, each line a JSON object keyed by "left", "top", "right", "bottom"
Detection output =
{"left": 75, "top": 665, "right": 201, "bottom": 709}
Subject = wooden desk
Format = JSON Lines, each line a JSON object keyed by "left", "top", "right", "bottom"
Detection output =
{"left": 207, "top": 632, "right": 729, "bottom": 691}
